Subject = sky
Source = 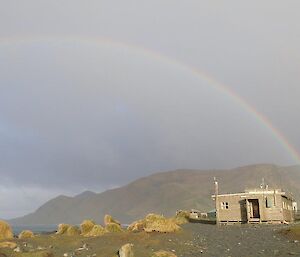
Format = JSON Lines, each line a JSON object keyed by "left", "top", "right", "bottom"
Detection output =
{"left": 0, "top": 0, "right": 300, "bottom": 219}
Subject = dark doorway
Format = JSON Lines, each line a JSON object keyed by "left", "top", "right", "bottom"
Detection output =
{"left": 249, "top": 199, "right": 260, "bottom": 218}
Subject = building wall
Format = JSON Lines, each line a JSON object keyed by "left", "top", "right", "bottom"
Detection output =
{"left": 259, "top": 193, "right": 283, "bottom": 222}
{"left": 217, "top": 195, "right": 246, "bottom": 222}
{"left": 216, "top": 192, "right": 295, "bottom": 223}
{"left": 281, "top": 196, "right": 294, "bottom": 222}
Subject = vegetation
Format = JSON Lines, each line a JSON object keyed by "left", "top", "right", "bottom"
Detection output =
{"left": 0, "top": 221, "right": 13, "bottom": 240}
{"left": 18, "top": 230, "right": 34, "bottom": 239}
{"left": 128, "top": 214, "right": 181, "bottom": 233}
{"left": 151, "top": 250, "right": 177, "bottom": 257}
{"left": 84, "top": 225, "right": 106, "bottom": 237}
{"left": 80, "top": 220, "right": 95, "bottom": 235}
{"left": 66, "top": 226, "right": 80, "bottom": 236}
{"left": 282, "top": 224, "right": 300, "bottom": 239}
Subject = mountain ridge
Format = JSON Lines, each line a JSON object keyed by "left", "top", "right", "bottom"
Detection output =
{"left": 9, "top": 164, "right": 300, "bottom": 225}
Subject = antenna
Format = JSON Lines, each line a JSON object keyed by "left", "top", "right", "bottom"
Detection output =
{"left": 214, "top": 177, "right": 219, "bottom": 224}
{"left": 214, "top": 177, "right": 218, "bottom": 195}
{"left": 260, "top": 178, "right": 265, "bottom": 189}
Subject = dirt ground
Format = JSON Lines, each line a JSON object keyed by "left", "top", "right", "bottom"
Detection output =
{"left": 1, "top": 223, "right": 300, "bottom": 257}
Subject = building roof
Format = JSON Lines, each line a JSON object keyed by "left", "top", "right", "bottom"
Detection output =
{"left": 211, "top": 188, "right": 295, "bottom": 201}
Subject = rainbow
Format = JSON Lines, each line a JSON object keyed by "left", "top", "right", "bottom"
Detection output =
{"left": 1, "top": 35, "right": 299, "bottom": 163}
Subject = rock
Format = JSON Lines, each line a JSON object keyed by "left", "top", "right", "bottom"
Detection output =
{"left": 106, "top": 223, "right": 123, "bottom": 233}
{"left": 80, "top": 220, "right": 96, "bottom": 235}
{"left": 104, "top": 215, "right": 121, "bottom": 226}
{"left": 151, "top": 250, "right": 178, "bottom": 257}
{"left": 75, "top": 243, "right": 89, "bottom": 252}
{"left": 19, "top": 230, "right": 34, "bottom": 239}
{"left": 118, "top": 243, "right": 134, "bottom": 257}
{"left": 84, "top": 225, "right": 106, "bottom": 237}
{"left": 0, "top": 241, "right": 17, "bottom": 249}
{"left": 14, "top": 246, "right": 21, "bottom": 252}
{"left": 66, "top": 226, "right": 81, "bottom": 236}
{"left": 56, "top": 224, "right": 71, "bottom": 235}
{"left": 0, "top": 220, "right": 13, "bottom": 240}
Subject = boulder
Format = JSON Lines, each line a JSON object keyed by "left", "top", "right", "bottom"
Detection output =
{"left": 84, "top": 225, "right": 106, "bottom": 237}
{"left": 56, "top": 224, "right": 71, "bottom": 235}
{"left": 0, "top": 241, "right": 17, "bottom": 249}
{"left": 106, "top": 223, "right": 123, "bottom": 233}
{"left": 151, "top": 250, "right": 177, "bottom": 257}
{"left": 118, "top": 243, "right": 134, "bottom": 257}
{"left": 66, "top": 226, "right": 80, "bottom": 236}
{"left": 19, "top": 230, "right": 34, "bottom": 239}
{"left": 104, "top": 214, "right": 121, "bottom": 226}
{"left": 0, "top": 221, "right": 13, "bottom": 240}
{"left": 80, "top": 220, "right": 95, "bottom": 235}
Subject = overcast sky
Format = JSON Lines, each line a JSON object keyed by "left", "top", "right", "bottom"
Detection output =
{"left": 0, "top": 0, "right": 300, "bottom": 219}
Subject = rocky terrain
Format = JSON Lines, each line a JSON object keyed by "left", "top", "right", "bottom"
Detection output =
{"left": 2, "top": 217, "right": 300, "bottom": 256}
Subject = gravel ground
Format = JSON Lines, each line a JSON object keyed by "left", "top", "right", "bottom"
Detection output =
{"left": 1, "top": 223, "right": 300, "bottom": 257}
{"left": 180, "top": 223, "right": 300, "bottom": 257}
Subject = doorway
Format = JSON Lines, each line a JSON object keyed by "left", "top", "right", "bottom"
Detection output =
{"left": 248, "top": 199, "right": 260, "bottom": 219}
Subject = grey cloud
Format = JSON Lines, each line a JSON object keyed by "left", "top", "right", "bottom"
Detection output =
{"left": 0, "top": 0, "right": 299, "bottom": 218}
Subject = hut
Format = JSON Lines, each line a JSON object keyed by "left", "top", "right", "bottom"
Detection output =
{"left": 212, "top": 183, "right": 297, "bottom": 224}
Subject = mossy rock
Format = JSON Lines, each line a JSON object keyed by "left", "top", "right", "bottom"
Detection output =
{"left": 151, "top": 250, "right": 177, "bottom": 257}
{"left": 56, "top": 224, "right": 70, "bottom": 235}
{"left": 106, "top": 223, "right": 123, "bottom": 233}
{"left": 84, "top": 225, "right": 106, "bottom": 237}
{"left": 80, "top": 220, "right": 95, "bottom": 235}
{"left": 0, "top": 220, "right": 13, "bottom": 240}
{"left": 104, "top": 215, "right": 120, "bottom": 226}
{"left": 19, "top": 230, "right": 34, "bottom": 239}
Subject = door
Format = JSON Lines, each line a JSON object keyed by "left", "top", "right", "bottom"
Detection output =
{"left": 247, "top": 199, "right": 260, "bottom": 221}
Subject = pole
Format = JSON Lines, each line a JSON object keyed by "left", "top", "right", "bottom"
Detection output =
{"left": 214, "top": 177, "right": 219, "bottom": 224}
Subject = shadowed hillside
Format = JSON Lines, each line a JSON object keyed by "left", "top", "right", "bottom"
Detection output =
{"left": 9, "top": 164, "right": 300, "bottom": 225}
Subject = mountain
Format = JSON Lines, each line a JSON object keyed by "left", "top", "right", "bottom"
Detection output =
{"left": 9, "top": 164, "right": 300, "bottom": 225}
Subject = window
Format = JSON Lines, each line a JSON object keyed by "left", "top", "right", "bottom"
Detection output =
{"left": 266, "top": 197, "right": 273, "bottom": 208}
{"left": 221, "top": 202, "right": 229, "bottom": 210}
{"left": 282, "top": 201, "right": 287, "bottom": 209}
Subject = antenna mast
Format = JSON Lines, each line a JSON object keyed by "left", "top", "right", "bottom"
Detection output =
{"left": 214, "top": 177, "right": 219, "bottom": 224}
